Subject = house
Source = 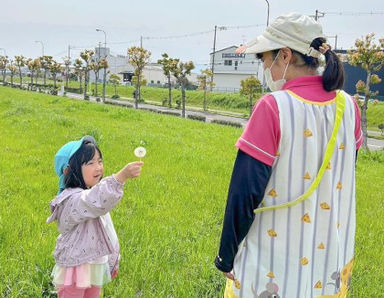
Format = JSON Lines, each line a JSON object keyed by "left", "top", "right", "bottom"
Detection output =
{"left": 92, "top": 47, "right": 197, "bottom": 87}
{"left": 209, "top": 45, "right": 261, "bottom": 92}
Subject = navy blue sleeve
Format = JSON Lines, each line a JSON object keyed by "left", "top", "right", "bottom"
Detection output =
{"left": 215, "top": 149, "right": 272, "bottom": 273}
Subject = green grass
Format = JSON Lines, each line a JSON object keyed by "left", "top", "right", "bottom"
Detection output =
{"left": 366, "top": 101, "right": 384, "bottom": 131}
{"left": 0, "top": 87, "right": 383, "bottom": 297}
{"left": 10, "top": 77, "right": 254, "bottom": 116}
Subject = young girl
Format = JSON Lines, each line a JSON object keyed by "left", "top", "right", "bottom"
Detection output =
{"left": 47, "top": 136, "right": 144, "bottom": 297}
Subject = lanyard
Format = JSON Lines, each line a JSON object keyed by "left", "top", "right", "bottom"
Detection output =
{"left": 254, "top": 91, "right": 346, "bottom": 214}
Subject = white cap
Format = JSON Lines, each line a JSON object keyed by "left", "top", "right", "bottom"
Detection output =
{"left": 237, "top": 12, "right": 324, "bottom": 58}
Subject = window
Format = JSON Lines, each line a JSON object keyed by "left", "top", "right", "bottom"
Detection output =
{"left": 151, "top": 80, "right": 154, "bottom": 84}
{"left": 157, "top": 80, "right": 161, "bottom": 84}
{"left": 235, "top": 61, "right": 238, "bottom": 66}
{"left": 224, "top": 60, "right": 232, "bottom": 66}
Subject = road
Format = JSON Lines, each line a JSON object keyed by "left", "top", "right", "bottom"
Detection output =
{"left": 66, "top": 92, "right": 384, "bottom": 151}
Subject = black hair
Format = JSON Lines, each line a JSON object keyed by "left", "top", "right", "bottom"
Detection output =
{"left": 256, "top": 37, "right": 344, "bottom": 92}
{"left": 64, "top": 140, "right": 103, "bottom": 190}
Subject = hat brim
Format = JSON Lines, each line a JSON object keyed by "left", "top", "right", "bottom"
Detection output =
{"left": 236, "top": 34, "right": 285, "bottom": 54}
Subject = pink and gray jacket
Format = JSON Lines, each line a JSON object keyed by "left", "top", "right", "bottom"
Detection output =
{"left": 47, "top": 176, "right": 123, "bottom": 275}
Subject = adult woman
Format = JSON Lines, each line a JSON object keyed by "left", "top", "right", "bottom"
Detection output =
{"left": 215, "top": 12, "right": 362, "bottom": 298}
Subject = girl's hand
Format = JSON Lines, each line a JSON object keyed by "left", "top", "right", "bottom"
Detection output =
{"left": 112, "top": 270, "right": 118, "bottom": 279}
{"left": 115, "top": 161, "right": 144, "bottom": 183}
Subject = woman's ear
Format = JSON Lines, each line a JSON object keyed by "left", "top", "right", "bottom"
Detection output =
{"left": 280, "top": 47, "right": 292, "bottom": 63}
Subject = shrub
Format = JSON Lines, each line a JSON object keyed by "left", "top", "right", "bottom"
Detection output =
{"left": 111, "top": 94, "right": 120, "bottom": 99}
{"left": 159, "top": 110, "right": 181, "bottom": 117}
{"left": 211, "top": 119, "right": 243, "bottom": 128}
{"left": 379, "top": 123, "right": 384, "bottom": 135}
{"left": 187, "top": 114, "right": 206, "bottom": 122}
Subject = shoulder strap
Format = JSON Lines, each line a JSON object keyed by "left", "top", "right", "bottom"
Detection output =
{"left": 254, "top": 90, "right": 346, "bottom": 214}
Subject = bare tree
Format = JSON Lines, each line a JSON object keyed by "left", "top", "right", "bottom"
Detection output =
{"left": 14, "top": 55, "right": 26, "bottom": 88}
{"left": 80, "top": 50, "right": 94, "bottom": 100}
{"left": 348, "top": 33, "right": 384, "bottom": 150}
{"left": 172, "top": 61, "right": 195, "bottom": 118}
{"left": 63, "top": 57, "right": 71, "bottom": 88}
{"left": 157, "top": 53, "right": 179, "bottom": 107}
{"left": 40, "top": 56, "right": 53, "bottom": 86}
{"left": 127, "top": 46, "right": 151, "bottom": 108}
{"left": 7, "top": 61, "right": 17, "bottom": 87}
{"left": 0, "top": 56, "right": 9, "bottom": 84}
{"left": 240, "top": 76, "right": 261, "bottom": 116}
{"left": 197, "top": 69, "right": 215, "bottom": 111}
{"left": 73, "top": 58, "right": 83, "bottom": 93}
{"left": 49, "top": 60, "right": 63, "bottom": 89}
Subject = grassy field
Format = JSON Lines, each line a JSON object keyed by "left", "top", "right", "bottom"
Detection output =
{"left": 11, "top": 77, "right": 254, "bottom": 115}
{"left": 366, "top": 101, "right": 384, "bottom": 131}
{"left": 0, "top": 87, "right": 383, "bottom": 297}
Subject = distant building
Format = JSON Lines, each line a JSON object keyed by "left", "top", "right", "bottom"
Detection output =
{"left": 209, "top": 46, "right": 261, "bottom": 92}
{"left": 92, "top": 47, "right": 197, "bottom": 87}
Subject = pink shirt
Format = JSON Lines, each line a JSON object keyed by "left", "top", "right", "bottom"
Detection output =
{"left": 236, "top": 76, "right": 363, "bottom": 166}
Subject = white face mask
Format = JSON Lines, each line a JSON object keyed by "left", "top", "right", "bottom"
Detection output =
{"left": 264, "top": 50, "right": 289, "bottom": 92}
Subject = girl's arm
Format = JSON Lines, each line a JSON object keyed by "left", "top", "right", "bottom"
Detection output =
{"left": 59, "top": 161, "right": 144, "bottom": 232}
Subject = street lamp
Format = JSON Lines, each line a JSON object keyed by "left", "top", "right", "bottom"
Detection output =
{"left": 260, "top": 0, "right": 270, "bottom": 96}
{"left": 264, "top": 0, "right": 270, "bottom": 26}
{"left": 96, "top": 28, "right": 107, "bottom": 55}
{"left": 35, "top": 40, "right": 44, "bottom": 56}
{"left": 96, "top": 28, "right": 107, "bottom": 101}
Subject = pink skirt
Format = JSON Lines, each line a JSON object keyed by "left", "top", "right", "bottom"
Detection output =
{"left": 52, "top": 263, "right": 111, "bottom": 288}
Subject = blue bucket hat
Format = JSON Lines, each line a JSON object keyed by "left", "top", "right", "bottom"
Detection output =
{"left": 54, "top": 135, "right": 97, "bottom": 194}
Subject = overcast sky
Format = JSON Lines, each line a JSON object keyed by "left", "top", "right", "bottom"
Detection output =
{"left": 1, "top": 0, "right": 384, "bottom": 71}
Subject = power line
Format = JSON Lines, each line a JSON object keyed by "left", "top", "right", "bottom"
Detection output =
{"left": 324, "top": 11, "right": 384, "bottom": 16}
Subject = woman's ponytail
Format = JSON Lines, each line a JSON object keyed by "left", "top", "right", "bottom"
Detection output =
{"left": 310, "top": 37, "right": 345, "bottom": 92}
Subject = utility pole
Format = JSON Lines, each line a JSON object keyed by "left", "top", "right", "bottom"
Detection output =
{"left": 140, "top": 36, "right": 143, "bottom": 48}
{"left": 96, "top": 28, "right": 108, "bottom": 101}
{"left": 66, "top": 45, "right": 71, "bottom": 88}
{"left": 35, "top": 40, "right": 44, "bottom": 56}
{"left": 314, "top": 9, "right": 325, "bottom": 21}
{"left": 327, "top": 35, "right": 338, "bottom": 50}
{"left": 210, "top": 25, "right": 226, "bottom": 91}
{"left": 210, "top": 25, "right": 217, "bottom": 91}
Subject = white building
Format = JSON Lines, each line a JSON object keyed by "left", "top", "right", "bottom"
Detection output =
{"left": 209, "top": 46, "right": 262, "bottom": 92}
{"left": 92, "top": 47, "right": 197, "bottom": 86}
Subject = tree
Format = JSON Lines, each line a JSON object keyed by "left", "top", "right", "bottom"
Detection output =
{"left": 80, "top": 50, "right": 94, "bottom": 100}
{"left": 14, "top": 55, "right": 26, "bottom": 87}
{"left": 7, "top": 61, "right": 17, "bottom": 87}
{"left": 197, "top": 68, "right": 215, "bottom": 111}
{"left": 157, "top": 53, "right": 179, "bottom": 107}
{"left": 127, "top": 46, "right": 151, "bottom": 108}
{"left": 33, "top": 57, "right": 41, "bottom": 85}
{"left": 90, "top": 58, "right": 102, "bottom": 98}
{"left": 73, "top": 58, "right": 83, "bottom": 93}
{"left": 348, "top": 33, "right": 384, "bottom": 150}
{"left": 240, "top": 76, "right": 261, "bottom": 116}
{"left": 0, "top": 56, "right": 9, "bottom": 84}
{"left": 40, "top": 56, "right": 53, "bottom": 86}
{"left": 172, "top": 61, "right": 195, "bottom": 118}
{"left": 26, "top": 58, "right": 40, "bottom": 89}
{"left": 108, "top": 73, "right": 121, "bottom": 97}
{"left": 100, "top": 58, "right": 108, "bottom": 102}
{"left": 49, "top": 61, "right": 63, "bottom": 89}
{"left": 63, "top": 57, "right": 71, "bottom": 88}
